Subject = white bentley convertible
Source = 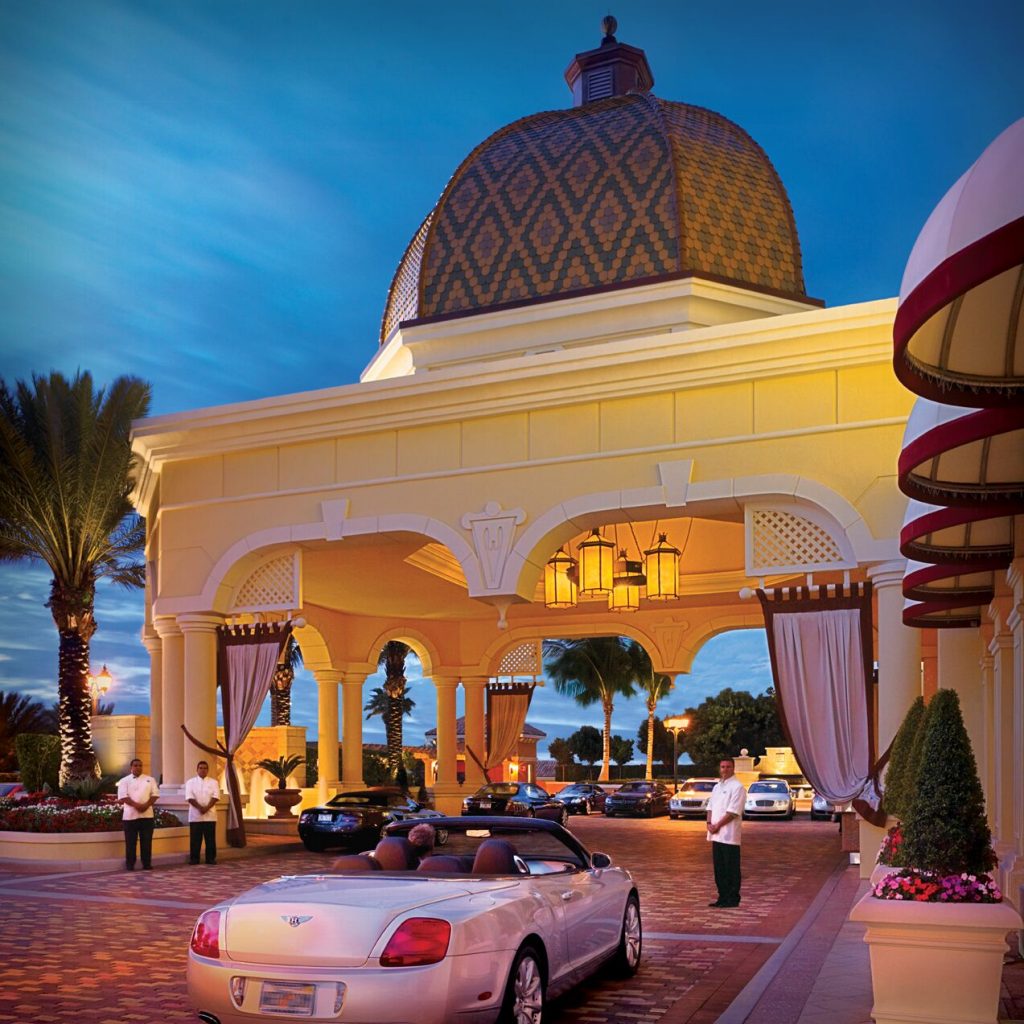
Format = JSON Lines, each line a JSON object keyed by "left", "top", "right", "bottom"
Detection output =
{"left": 188, "top": 817, "right": 641, "bottom": 1024}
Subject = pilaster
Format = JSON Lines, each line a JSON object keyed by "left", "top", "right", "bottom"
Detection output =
{"left": 142, "top": 629, "right": 163, "bottom": 782}
{"left": 154, "top": 616, "right": 184, "bottom": 790}
{"left": 340, "top": 674, "right": 365, "bottom": 789}
{"left": 461, "top": 676, "right": 488, "bottom": 789}
{"left": 178, "top": 613, "right": 223, "bottom": 777}
{"left": 311, "top": 668, "right": 342, "bottom": 795}
{"left": 433, "top": 677, "right": 461, "bottom": 815}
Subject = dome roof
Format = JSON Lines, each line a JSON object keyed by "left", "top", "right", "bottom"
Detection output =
{"left": 380, "top": 89, "right": 809, "bottom": 345}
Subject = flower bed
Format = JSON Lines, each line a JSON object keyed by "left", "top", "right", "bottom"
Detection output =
{"left": 0, "top": 796, "right": 181, "bottom": 833}
{"left": 871, "top": 868, "right": 1002, "bottom": 903}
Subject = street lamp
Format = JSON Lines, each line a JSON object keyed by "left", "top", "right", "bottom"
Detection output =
{"left": 663, "top": 714, "right": 690, "bottom": 793}
{"left": 88, "top": 664, "right": 112, "bottom": 715}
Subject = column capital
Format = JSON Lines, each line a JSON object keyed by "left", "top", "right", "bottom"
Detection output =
{"left": 461, "top": 676, "right": 489, "bottom": 689}
{"left": 866, "top": 560, "right": 907, "bottom": 588}
{"left": 177, "top": 612, "right": 224, "bottom": 634}
{"left": 432, "top": 676, "right": 459, "bottom": 691}
{"left": 141, "top": 629, "right": 161, "bottom": 653}
{"left": 312, "top": 669, "right": 344, "bottom": 686}
{"left": 153, "top": 615, "right": 182, "bottom": 640}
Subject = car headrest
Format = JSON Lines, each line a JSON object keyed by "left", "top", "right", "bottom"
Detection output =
{"left": 471, "top": 838, "right": 524, "bottom": 875}
{"left": 373, "top": 836, "right": 419, "bottom": 870}
{"left": 417, "top": 854, "right": 469, "bottom": 873}
{"left": 330, "top": 854, "right": 382, "bottom": 872}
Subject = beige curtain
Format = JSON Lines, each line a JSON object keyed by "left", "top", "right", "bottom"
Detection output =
{"left": 465, "top": 682, "right": 535, "bottom": 779}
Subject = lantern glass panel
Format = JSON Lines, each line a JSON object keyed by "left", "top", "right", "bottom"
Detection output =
{"left": 545, "top": 551, "right": 578, "bottom": 608}
{"left": 644, "top": 534, "right": 680, "bottom": 601}
{"left": 578, "top": 529, "right": 614, "bottom": 596}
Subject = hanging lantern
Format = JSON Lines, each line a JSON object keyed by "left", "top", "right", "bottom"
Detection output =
{"left": 544, "top": 548, "right": 578, "bottom": 608}
{"left": 577, "top": 528, "right": 615, "bottom": 596}
{"left": 608, "top": 549, "right": 643, "bottom": 612}
{"left": 644, "top": 533, "right": 681, "bottom": 600}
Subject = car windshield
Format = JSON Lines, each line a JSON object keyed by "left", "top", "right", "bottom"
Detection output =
{"left": 617, "top": 783, "right": 653, "bottom": 793}
{"left": 475, "top": 784, "right": 519, "bottom": 797}
{"left": 749, "top": 782, "right": 789, "bottom": 794}
{"left": 390, "top": 823, "right": 588, "bottom": 870}
{"left": 560, "top": 786, "right": 585, "bottom": 795}
{"left": 327, "top": 790, "right": 392, "bottom": 807}
{"left": 683, "top": 781, "right": 716, "bottom": 792}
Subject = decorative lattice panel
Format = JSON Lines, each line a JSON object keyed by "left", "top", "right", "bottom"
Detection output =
{"left": 497, "top": 641, "right": 541, "bottom": 677}
{"left": 232, "top": 553, "right": 300, "bottom": 613}
{"left": 748, "top": 508, "right": 849, "bottom": 575}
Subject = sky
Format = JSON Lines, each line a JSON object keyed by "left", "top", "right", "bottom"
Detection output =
{"left": 1, "top": 0, "right": 1022, "bottom": 757}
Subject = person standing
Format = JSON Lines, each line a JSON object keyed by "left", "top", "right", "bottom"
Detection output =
{"left": 706, "top": 756, "right": 746, "bottom": 907}
{"left": 184, "top": 760, "right": 220, "bottom": 865}
{"left": 117, "top": 758, "right": 160, "bottom": 871}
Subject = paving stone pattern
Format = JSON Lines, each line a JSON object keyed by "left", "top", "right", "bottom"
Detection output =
{"left": 0, "top": 816, "right": 846, "bottom": 1024}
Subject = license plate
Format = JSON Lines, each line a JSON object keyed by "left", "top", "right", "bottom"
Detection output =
{"left": 259, "top": 981, "right": 316, "bottom": 1016}
{"left": 318, "top": 813, "right": 333, "bottom": 822}
{"left": 479, "top": 801, "right": 491, "bottom": 809}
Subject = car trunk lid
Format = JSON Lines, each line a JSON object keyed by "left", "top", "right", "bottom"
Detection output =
{"left": 224, "top": 875, "right": 513, "bottom": 967}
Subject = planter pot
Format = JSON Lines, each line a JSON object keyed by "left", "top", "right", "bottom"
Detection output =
{"left": 0, "top": 826, "right": 190, "bottom": 863}
{"left": 264, "top": 788, "right": 302, "bottom": 819}
{"left": 870, "top": 864, "right": 898, "bottom": 886}
{"left": 850, "top": 890, "right": 1022, "bottom": 1024}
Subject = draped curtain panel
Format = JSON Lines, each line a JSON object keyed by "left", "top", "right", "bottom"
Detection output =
{"left": 466, "top": 682, "right": 535, "bottom": 780}
{"left": 757, "top": 584, "right": 886, "bottom": 826}
{"left": 183, "top": 622, "right": 291, "bottom": 847}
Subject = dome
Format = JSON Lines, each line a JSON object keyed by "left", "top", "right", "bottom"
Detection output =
{"left": 380, "top": 35, "right": 809, "bottom": 346}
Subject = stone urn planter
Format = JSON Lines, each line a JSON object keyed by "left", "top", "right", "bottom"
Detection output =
{"left": 850, "top": 891, "right": 1021, "bottom": 1024}
{"left": 263, "top": 787, "right": 303, "bottom": 819}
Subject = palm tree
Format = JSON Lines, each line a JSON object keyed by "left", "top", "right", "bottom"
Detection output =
{"left": 626, "top": 640, "right": 674, "bottom": 780}
{"left": 0, "top": 371, "right": 151, "bottom": 783}
{"left": 270, "top": 636, "right": 303, "bottom": 726}
{"left": 364, "top": 684, "right": 416, "bottom": 778}
{"left": 0, "top": 690, "right": 55, "bottom": 771}
{"left": 374, "top": 640, "right": 412, "bottom": 778}
{"left": 543, "top": 637, "right": 638, "bottom": 782}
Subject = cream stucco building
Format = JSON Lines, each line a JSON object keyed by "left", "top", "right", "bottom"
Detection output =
{"left": 129, "top": 26, "right": 1022, "bottom": 899}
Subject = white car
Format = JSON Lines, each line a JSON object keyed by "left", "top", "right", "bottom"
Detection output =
{"left": 743, "top": 778, "right": 796, "bottom": 819}
{"left": 668, "top": 777, "right": 717, "bottom": 819}
{"left": 187, "top": 817, "right": 641, "bottom": 1024}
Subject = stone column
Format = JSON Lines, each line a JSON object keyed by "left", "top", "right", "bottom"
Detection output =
{"left": 313, "top": 669, "right": 342, "bottom": 796}
{"left": 1004, "top": 558, "right": 1024, "bottom": 907}
{"left": 937, "top": 629, "right": 984, "bottom": 764}
{"left": 341, "top": 675, "right": 365, "bottom": 789}
{"left": 433, "top": 677, "right": 461, "bottom": 815}
{"left": 989, "top": 617, "right": 1015, "bottom": 861}
{"left": 154, "top": 616, "right": 184, "bottom": 790}
{"left": 462, "top": 676, "right": 488, "bottom": 789}
{"left": 179, "top": 613, "right": 223, "bottom": 778}
{"left": 142, "top": 629, "right": 163, "bottom": 783}
{"left": 869, "top": 562, "right": 922, "bottom": 752}
{"left": 979, "top": 626, "right": 996, "bottom": 829}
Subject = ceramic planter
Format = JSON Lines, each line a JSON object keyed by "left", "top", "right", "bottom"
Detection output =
{"left": 850, "top": 891, "right": 1022, "bottom": 1024}
{"left": 263, "top": 787, "right": 302, "bottom": 819}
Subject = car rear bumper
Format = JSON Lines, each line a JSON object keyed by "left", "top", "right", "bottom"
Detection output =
{"left": 188, "top": 948, "right": 509, "bottom": 1024}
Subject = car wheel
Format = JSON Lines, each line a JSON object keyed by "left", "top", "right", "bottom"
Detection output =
{"left": 302, "top": 837, "right": 325, "bottom": 853}
{"left": 610, "top": 893, "right": 642, "bottom": 977}
{"left": 498, "top": 943, "right": 545, "bottom": 1024}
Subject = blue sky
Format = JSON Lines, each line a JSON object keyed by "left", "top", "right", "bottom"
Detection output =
{"left": 1, "top": 1, "right": 1021, "bottom": 755}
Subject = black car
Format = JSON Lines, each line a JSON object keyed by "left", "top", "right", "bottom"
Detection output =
{"left": 298, "top": 786, "right": 444, "bottom": 853}
{"left": 553, "top": 783, "right": 608, "bottom": 815}
{"left": 462, "top": 782, "right": 568, "bottom": 824}
{"left": 603, "top": 781, "right": 672, "bottom": 818}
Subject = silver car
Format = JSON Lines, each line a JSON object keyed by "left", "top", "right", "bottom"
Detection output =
{"left": 187, "top": 817, "right": 641, "bottom": 1024}
{"left": 668, "top": 778, "right": 717, "bottom": 819}
{"left": 743, "top": 779, "right": 796, "bottom": 819}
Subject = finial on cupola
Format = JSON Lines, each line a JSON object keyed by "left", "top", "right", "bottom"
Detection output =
{"left": 565, "top": 15, "right": 654, "bottom": 107}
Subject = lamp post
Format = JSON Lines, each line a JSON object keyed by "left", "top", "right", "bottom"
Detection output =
{"left": 88, "top": 664, "right": 112, "bottom": 715}
{"left": 663, "top": 714, "right": 690, "bottom": 792}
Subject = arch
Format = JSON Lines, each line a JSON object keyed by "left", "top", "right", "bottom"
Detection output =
{"left": 673, "top": 613, "right": 767, "bottom": 676}
{"left": 151, "top": 513, "right": 483, "bottom": 618}
{"left": 361, "top": 625, "right": 441, "bottom": 681}
{"left": 504, "top": 473, "right": 884, "bottom": 600}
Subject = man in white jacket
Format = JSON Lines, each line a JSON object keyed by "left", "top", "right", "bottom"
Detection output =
{"left": 117, "top": 758, "right": 159, "bottom": 870}
{"left": 706, "top": 757, "right": 746, "bottom": 907}
{"left": 184, "top": 760, "right": 220, "bottom": 865}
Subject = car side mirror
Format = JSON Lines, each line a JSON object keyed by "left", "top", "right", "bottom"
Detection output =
{"left": 591, "top": 852, "right": 612, "bottom": 869}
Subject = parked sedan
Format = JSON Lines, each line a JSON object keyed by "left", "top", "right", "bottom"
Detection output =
{"left": 743, "top": 779, "right": 796, "bottom": 819}
{"left": 298, "top": 787, "right": 443, "bottom": 853}
{"left": 553, "top": 783, "right": 608, "bottom": 815}
{"left": 462, "top": 782, "right": 568, "bottom": 824}
{"left": 810, "top": 792, "right": 842, "bottom": 821}
{"left": 187, "top": 817, "right": 641, "bottom": 1024}
{"left": 603, "top": 781, "right": 672, "bottom": 818}
{"left": 668, "top": 778, "right": 717, "bottom": 819}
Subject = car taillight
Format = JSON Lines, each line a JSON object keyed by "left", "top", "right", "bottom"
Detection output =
{"left": 380, "top": 917, "right": 451, "bottom": 967}
{"left": 191, "top": 910, "right": 221, "bottom": 958}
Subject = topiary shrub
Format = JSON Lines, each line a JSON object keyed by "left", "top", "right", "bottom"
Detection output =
{"left": 883, "top": 696, "right": 926, "bottom": 821}
{"left": 899, "top": 689, "right": 996, "bottom": 880}
{"left": 15, "top": 734, "right": 60, "bottom": 792}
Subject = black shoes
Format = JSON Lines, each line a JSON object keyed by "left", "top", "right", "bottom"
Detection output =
{"left": 709, "top": 899, "right": 740, "bottom": 908}
{"left": 708, "top": 901, "right": 723, "bottom": 907}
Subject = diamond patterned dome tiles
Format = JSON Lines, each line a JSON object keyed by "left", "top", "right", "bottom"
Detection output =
{"left": 380, "top": 92, "right": 807, "bottom": 345}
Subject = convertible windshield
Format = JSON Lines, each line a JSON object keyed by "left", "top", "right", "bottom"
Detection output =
{"left": 475, "top": 784, "right": 519, "bottom": 797}
{"left": 749, "top": 782, "right": 789, "bottom": 794}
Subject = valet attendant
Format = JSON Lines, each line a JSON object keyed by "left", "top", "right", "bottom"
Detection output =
{"left": 184, "top": 760, "right": 220, "bottom": 865}
{"left": 117, "top": 758, "right": 160, "bottom": 870}
{"left": 706, "top": 757, "right": 746, "bottom": 907}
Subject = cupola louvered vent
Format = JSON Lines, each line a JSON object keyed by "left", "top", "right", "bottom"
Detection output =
{"left": 585, "top": 66, "right": 614, "bottom": 101}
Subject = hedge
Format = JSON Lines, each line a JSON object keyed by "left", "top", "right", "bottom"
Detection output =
{"left": 15, "top": 734, "right": 60, "bottom": 792}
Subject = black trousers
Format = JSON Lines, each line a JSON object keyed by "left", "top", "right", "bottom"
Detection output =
{"left": 712, "top": 840, "right": 741, "bottom": 904}
{"left": 189, "top": 822, "right": 217, "bottom": 864}
{"left": 123, "top": 818, "right": 155, "bottom": 868}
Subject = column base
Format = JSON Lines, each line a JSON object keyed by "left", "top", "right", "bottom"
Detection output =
{"left": 432, "top": 782, "right": 465, "bottom": 817}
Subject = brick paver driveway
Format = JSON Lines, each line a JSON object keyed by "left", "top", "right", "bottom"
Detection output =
{"left": 0, "top": 815, "right": 844, "bottom": 1024}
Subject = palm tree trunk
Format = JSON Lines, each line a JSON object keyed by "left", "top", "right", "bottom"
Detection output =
{"left": 599, "top": 698, "right": 613, "bottom": 782}
{"left": 646, "top": 702, "right": 656, "bottom": 781}
{"left": 270, "top": 667, "right": 293, "bottom": 726}
{"left": 384, "top": 696, "right": 403, "bottom": 777}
